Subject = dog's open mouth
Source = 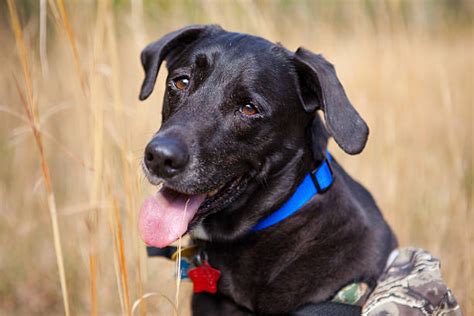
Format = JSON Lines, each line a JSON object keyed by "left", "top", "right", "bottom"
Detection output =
{"left": 138, "top": 177, "right": 244, "bottom": 248}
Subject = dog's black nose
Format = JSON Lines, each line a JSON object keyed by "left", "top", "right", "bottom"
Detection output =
{"left": 144, "top": 137, "right": 189, "bottom": 178}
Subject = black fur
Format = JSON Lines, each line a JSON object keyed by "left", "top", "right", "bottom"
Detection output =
{"left": 139, "top": 25, "right": 397, "bottom": 315}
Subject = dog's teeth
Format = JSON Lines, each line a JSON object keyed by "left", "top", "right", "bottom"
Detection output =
{"left": 208, "top": 189, "right": 219, "bottom": 197}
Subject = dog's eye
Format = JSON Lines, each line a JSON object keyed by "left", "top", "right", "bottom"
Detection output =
{"left": 239, "top": 103, "right": 259, "bottom": 116}
{"left": 173, "top": 77, "right": 190, "bottom": 91}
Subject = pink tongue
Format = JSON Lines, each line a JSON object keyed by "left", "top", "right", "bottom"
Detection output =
{"left": 139, "top": 188, "right": 206, "bottom": 248}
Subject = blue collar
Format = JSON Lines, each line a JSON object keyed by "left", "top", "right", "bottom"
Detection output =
{"left": 251, "top": 152, "right": 334, "bottom": 232}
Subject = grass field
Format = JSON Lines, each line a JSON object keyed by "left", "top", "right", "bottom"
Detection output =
{"left": 0, "top": 0, "right": 472, "bottom": 315}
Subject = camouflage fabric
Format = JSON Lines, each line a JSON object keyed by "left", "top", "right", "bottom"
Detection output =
{"left": 362, "top": 247, "right": 462, "bottom": 316}
{"left": 332, "top": 282, "right": 371, "bottom": 306}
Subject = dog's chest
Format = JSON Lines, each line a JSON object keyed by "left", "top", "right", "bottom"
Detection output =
{"left": 206, "top": 242, "right": 308, "bottom": 313}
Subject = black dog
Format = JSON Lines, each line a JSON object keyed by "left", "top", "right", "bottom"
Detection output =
{"left": 138, "top": 25, "right": 397, "bottom": 315}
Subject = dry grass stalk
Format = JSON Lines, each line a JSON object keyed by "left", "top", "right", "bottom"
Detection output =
{"left": 87, "top": 2, "right": 108, "bottom": 313}
{"left": 175, "top": 198, "right": 191, "bottom": 314}
{"left": 54, "top": 0, "right": 88, "bottom": 95}
{"left": 131, "top": 292, "right": 178, "bottom": 315}
{"left": 39, "top": 0, "right": 49, "bottom": 78}
{"left": 109, "top": 197, "right": 131, "bottom": 316}
{"left": 86, "top": 219, "right": 98, "bottom": 316}
{"left": 103, "top": 4, "right": 146, "bottom": 313}
{"left": 6, "top": 1, "right": 71, "bottom": 315}
{"left": 93, "top": 2, "right": 148, "bottom": 314}
{"left": 175, "top": 236, "right": 183, "bottom": 315}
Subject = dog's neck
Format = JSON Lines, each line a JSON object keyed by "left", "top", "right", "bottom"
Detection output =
{"left": 250, "top": 151, "right": 333, "bottom": 232}
{"left": 191, "top": 145, "right": 324, "bottom": 242}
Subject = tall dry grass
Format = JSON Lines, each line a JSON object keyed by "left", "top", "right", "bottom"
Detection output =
{"left": 0, "top": 1, "right": 472, "bottom": 315}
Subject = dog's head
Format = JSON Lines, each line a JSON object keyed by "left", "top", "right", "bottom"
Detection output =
{"left": 138, "top": 25, "right": 368, "bottom": 247}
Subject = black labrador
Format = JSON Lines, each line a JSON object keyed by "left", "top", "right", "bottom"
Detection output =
{"left": 138, "top": 25, "right": 397, "bottom": 315}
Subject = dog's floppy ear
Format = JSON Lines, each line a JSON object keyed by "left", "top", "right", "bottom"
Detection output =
{"left": 293, "top": 47, "right": 369, "bottom": 155}
{"left": 139, "top": 24, "right": 220, "bottom": 101}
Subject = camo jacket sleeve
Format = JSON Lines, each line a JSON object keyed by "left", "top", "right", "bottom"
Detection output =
{"left": 362, "top": 247, "right": 462, "bottom": 316}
